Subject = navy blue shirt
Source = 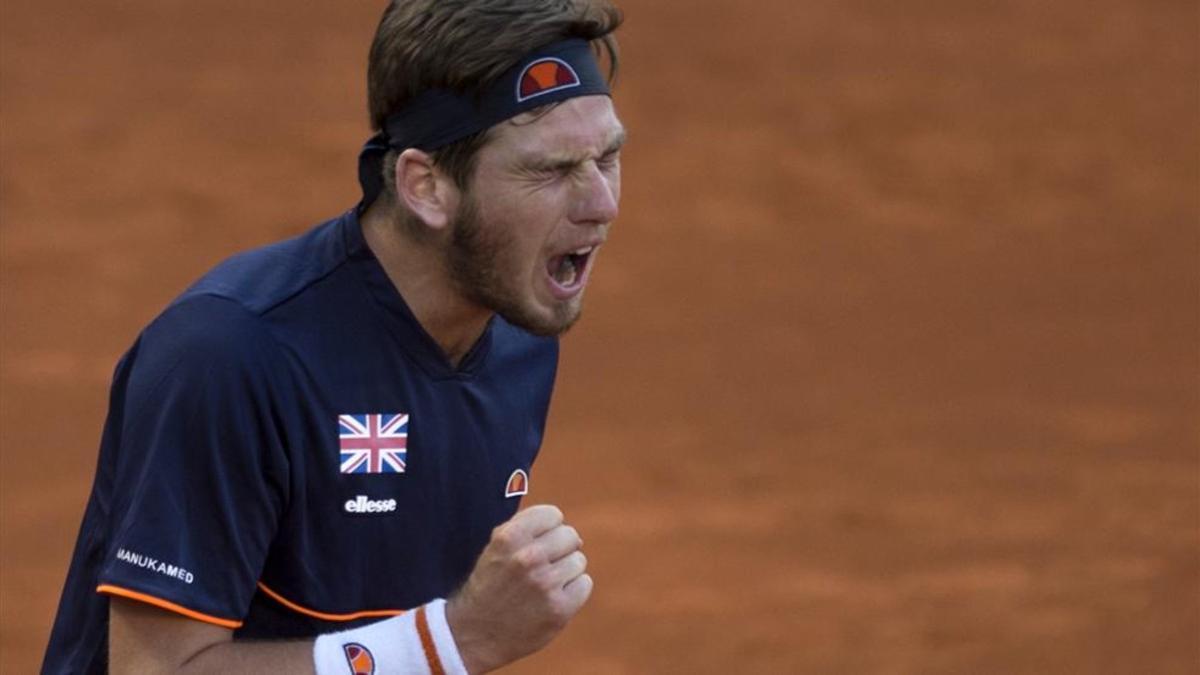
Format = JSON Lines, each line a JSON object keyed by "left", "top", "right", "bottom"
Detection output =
{"left": 42, "top": 211, "right": 558, "bottom": 673}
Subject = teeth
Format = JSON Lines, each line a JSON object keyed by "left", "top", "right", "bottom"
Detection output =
{"left": 557, "top": 256, "right": 578, "bottom": 285}
{"left": 548, "top": 247, "right": 594, "bottom": 288}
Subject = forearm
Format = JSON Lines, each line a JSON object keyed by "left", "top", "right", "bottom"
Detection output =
{"left": 107, "top": 598, "right": 314, "bottom": 674}
{"left": 108, "top": 504, "right": 589, "bottom": 675}
{"left": 177, "top": 641, "right": 315, "bottom": 675}
{"left": 109, "top": 596, "right": 463, "bottom": 675}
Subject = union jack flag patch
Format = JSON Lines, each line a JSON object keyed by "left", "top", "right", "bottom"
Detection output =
{"left": 338, "top": 413, "right": 408, "bottom": 474}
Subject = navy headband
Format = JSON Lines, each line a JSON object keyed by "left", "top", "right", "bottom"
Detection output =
{"left": 357, "top": 38, "right": 610, "bottom": 209}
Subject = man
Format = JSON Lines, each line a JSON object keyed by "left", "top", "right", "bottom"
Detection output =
{"left": 42, "top": 0, "right": 625, "bottom": 672}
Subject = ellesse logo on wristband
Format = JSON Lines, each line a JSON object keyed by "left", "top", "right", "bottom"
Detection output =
{"left": 343, "top": 495, "right": 397, "bottom": 515}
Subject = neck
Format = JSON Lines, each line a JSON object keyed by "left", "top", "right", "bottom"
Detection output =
{"left": 360, "top": 200, "right": 493, "bottom": 367}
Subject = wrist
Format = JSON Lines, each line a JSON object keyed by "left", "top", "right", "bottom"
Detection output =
{"left": 445, "top": 594, "right": 501, "bottom": 674}
{"left": 312, "top": 599, "right": 467, "bottom": 675}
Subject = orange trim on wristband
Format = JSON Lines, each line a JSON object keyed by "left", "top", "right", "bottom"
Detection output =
{"left": 256, "top": 582, "right": 407, "bottom": 622}
{"left": 415, "top": 604, "right": 447, "bottom": 675}
{"left": 97, "top": 584, "right": 243, "bottom": 629}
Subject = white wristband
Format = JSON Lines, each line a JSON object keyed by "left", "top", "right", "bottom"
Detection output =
{"left": 313, "top": 598, "right": 468, "bottom": 675}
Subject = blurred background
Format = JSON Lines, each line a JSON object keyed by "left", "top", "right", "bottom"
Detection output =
{"left": 2, "top": 0, "right": 1197, "bottom": 672}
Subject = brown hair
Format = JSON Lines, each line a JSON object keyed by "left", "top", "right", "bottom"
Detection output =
{"left": 367, "top": 0, "right": 623, "bottom": 196}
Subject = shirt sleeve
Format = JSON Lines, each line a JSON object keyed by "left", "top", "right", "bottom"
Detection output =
{"left": 96, "top": 294, "right": 291, "bottom": 628}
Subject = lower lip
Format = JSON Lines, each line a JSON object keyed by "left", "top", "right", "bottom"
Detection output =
{"left": 545, "top": 251, "right": 594, "bottom": 300}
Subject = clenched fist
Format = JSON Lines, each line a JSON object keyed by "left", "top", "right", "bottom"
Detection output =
{"left": 446, "top": 505, "right": 593, "bottom": 673}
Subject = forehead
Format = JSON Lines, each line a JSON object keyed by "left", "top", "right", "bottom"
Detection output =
{"left": 483, "top": 95, "right": 624, "bottom": 162}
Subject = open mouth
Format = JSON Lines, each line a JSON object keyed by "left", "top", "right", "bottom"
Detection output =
{"left": 546, "top": 246, "right": 595, "bottom": 293}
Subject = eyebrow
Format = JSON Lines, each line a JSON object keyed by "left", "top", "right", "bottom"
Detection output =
{"left": 523, "top": 127, "right": 626, "bottom": 172}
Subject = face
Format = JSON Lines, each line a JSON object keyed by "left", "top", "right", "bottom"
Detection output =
{"left": 445, "top": 95, "right": 624, "bottom": 336}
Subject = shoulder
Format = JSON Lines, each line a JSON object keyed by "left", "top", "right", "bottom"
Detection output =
{"left": 121, "top": 295, "right": 284, "bottom": 413}
{"left": 182, "top": 212, "right": 353, "bottom": 316}
{"left": 144, "top": 294, "right": 278, "bottom": 364}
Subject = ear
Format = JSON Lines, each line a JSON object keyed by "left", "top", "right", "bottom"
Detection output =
{"left": 393, "top": 148, "right": 459, "bottom": 231}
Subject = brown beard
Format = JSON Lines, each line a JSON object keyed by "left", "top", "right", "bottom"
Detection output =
{"left": 445, "top": 195, "right": 581, "bottom": 337}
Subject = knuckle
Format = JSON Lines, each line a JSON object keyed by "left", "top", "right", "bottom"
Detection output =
{"left": 490, "top": 526, "right": 514, "bottom": 549}
{"left": 514, "top": 546, "right": 543, "bottom": 572}
{"left": 531, "top": 567, "right": 558, "bottom": 593}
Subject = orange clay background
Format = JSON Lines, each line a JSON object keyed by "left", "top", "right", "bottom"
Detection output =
{"left": 2, "top": 1, "right": 1197, "bottom": 672}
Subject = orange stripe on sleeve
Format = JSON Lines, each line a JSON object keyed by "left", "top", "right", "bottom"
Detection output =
{"left": 256, "top": 582, "right": 406, "bottom": 623}
{"left": 97, "top": 584, "right": 243, "bottom": 629}
{"left": 415, "top": 604, "right": 446, "bottom": 675}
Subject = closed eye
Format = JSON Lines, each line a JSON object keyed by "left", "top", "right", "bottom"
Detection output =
{"left": 598, "top": 150, "right": 620, "bottom": 170}
{"left": 522, "top": 159, "right": 577, "bottom": 178}
{"left": 521, "top": 128, "right": 626, "bottom": 177}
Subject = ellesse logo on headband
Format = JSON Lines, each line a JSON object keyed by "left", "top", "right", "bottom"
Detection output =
{"left": 516, "top": 58, "right": 581, "bottom": 102}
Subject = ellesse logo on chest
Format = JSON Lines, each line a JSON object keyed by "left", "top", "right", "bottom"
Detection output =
{"left": 344, "top": 495, "right": 397, "bottom": 515}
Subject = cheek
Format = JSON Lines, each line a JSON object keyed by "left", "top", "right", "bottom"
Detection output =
{"left": 473, "top": 185, "right": 569, "bottom": 278}
{"left": 480, "top": 208, "right": 551, "bottom": 280}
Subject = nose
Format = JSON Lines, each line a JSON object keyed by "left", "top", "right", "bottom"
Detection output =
{"left": 568, "top": 162, "right": 619, "bottom": 226}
